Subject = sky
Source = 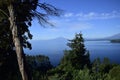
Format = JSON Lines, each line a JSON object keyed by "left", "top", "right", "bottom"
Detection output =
{"left": 30, "top": 0, "right": 120, "bottom": 40}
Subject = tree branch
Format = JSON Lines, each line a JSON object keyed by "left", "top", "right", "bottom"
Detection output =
{"left": 0, "top": 9, "right": 9, "bottom": 18}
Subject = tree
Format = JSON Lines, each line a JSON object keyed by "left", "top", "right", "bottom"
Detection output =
{"left": 66, "top": 32, "right": 91, "bottom": 69}
{"left": 0, "top": 0, "right": 61, "bottom": 80}
{"left": 73, "top": 68, "right": 91, "bottom": 80}
{"left": 107, "top": 65, "right": 120, "bottom": 80}
{"left": 0, "top": 49, "right": 21, "bottom": 80}
{"left": 51, "top": 33, "right": 91, "bottom": 80}
{"left": 26, "top": 55, "right": 53, "bottom": 80}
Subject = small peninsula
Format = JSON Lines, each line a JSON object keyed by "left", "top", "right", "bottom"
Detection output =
{"left": 110, "top": 39, "right": 120, "bottom": 43}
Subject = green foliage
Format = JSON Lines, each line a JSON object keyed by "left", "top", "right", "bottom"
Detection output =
{"left": 49, "top": 32, "right": 91, "bottom": 80}
{"left": 73, "top": 68, "right": 91, "bottom": 80}
{"left": 90, "top": 57, "right": 119, "bottom": 80}
{"left": 0, "top": 53, "right": 53, "bottom": 80}
{"left": 109, "top": 65, "right": 120, "bottom": 80}
{"left": 63, "top": 33, "right": 91, "bottom": 69}
{"left": 0, "top": 0, "right": 62, "bottom": 50}
{"left": 26, "top": 55, "right": 53, "bottom": 80}
{"left": 51, "top": 52, "right": 120, "bottom": 80}
{"left": 92, "top": 57, "right": 114, "bottom": 74}
{"left": 0, "top": 0, "right": 61, "bottom": 79}
{"left": 104, "top": 74, "right": 115, "bottom": 80}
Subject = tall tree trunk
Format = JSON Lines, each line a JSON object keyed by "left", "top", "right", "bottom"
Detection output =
{"left": 8, "top": 4, "right": 28, "bottom": 80}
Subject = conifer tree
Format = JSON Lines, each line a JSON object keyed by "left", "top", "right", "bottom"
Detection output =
{"left": 66, "top": 32, "right": 91, "bottom": 69}
{"left": 54, "top": 33, "right": 91, "bottom": 80}
{"left": 0, "top": 0, "right": 61, "bottom": 80}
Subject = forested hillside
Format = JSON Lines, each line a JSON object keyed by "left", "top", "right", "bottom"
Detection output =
{"left": 1, "top": 32, "right": 120, "bottom": 80}
{"left": 0, "top": 0, "right": 120, "bottom": 80}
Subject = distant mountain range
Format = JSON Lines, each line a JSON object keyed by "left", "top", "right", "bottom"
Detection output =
{"left": 26, "top": 33, "right": 120, "bottom": 53}
{"left": 86, "top": 33, "right": 120, "bottom": 41}
{"left": 25, "top": 37, "right": 69, "bottom": 65}
{"left": 30, "top": 33, "right": 120, "bottom": 45}
{"left": 105, "top": 33, "right": 120, "bottom": 40}
{"left": 25, "top": 37, "right": 69, "bottom": 55}
{"left": 25, "top": 33, "right": 120, "bottom": 65}
{"left": 30, "top": 37, "right": 68, "bottom": 51}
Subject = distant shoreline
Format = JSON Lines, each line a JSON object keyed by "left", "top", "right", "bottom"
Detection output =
{"left": 85, "top": 39, "right": 109, "bottom": 41}
{"left": 110, "top": 39, "right": 120, "bottom": 43}
{"left": 85, "top": 39, "right": 120, "bottom": 43}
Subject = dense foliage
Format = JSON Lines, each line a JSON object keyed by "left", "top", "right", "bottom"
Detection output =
{"left": 48, "top": 33, "right": 120, "bottom": 80}
{"left": 0, "top": 0, "right": 119, "bottom": 80}
{"left": 0, "top": 0, "right": 61, "bottom": 79}
{"left": 0, "top": 49, "right": 21, "bottom": 80}
{"left": 0, "top": 53, "right": 53, "bottom": 80}
{"left": 0, "top": 31, "right": 120, "bottom": 80}
{"left": 48, "top": 33, "right": 91, "bottom": 80}
{"left": 26, "top": 55, "right": 53, "bottom": 80}
{"left": 0, "top": 0, "right": 61, "bottom": 50}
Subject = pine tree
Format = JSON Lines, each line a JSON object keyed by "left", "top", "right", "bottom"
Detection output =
{"left": 0, "top": 0, "right": 61, "bottom": 80}
{"left": 66, "top": 32, "right": 91, "bottom": 69}
{"left": 54, "top": 33, "right": 91, "bottom": 80}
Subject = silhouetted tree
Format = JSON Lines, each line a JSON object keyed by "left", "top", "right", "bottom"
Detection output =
{"left": 0, "top": 0, "right": 61, "bottom": 80}
{"left": 66, "top": 32, "right": 91, "bottom": 69}
{"left": 0, "top": 49, "right": 21, "bottom": 80}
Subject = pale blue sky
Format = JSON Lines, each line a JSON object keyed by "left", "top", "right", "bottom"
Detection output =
{"left": 30, "top": 0, "right": 120, "bottom": 40}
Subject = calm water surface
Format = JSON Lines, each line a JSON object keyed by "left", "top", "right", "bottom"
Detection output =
{"left": 85, "top": 41, "right": 120, "bottom": 64}
{"left": 25, "top": 41, "right": 120, "bottom": 66}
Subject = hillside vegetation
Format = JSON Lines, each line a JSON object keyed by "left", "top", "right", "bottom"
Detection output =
{"left": 0, "top": 33, "right": 120, "bottom": 80}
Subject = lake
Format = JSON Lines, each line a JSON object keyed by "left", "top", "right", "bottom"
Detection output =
{"left": 85, "top": 41, "right": 120, "bottom": 64}
{"left": 25, "top": 40, "right": 120, "bottom": 66}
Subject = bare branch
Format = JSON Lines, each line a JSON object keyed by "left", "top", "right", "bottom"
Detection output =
{"left": 38, "top": 3, "right": 63, "bottom": 16}
{"left": 32, "top": 10, "right": 54, "bottom": 27}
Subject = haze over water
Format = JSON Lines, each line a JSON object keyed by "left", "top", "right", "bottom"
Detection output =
{"left": 25, "top": 40, "right": 120, "bottom": 66}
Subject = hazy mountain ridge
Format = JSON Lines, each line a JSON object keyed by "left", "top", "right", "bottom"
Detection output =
{"left": 86, "top": 33, "right": 120, "bottom": 41}
{"left": 106, "top": 33, "right": 120, "bottom": 40}
{"left": 25, "top": 34, "right": 120, "bottom": 66}
{"left": 25, "top": 37, "right": 69, "bottom": 65}
{"left": 29, "top": 33, "right": 120, "bottom": 45}
{"left": 25, "top": 37, "right": 69, "bottom": 55}
{"left": 31, "top": 37, "right": 68, "bottom": 50}
{"left": 25, "top": 33, "right": 120, "bottom": 54}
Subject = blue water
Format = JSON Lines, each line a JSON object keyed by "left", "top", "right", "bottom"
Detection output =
{"left": 85, "top": 41, "right": 120, "bottom": 64}
{"left": 25, "top": 41, "right": 120, "bottom": 66}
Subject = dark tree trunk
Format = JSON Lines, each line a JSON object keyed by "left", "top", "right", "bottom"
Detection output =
{"left": 8, "top": 4, "right": 28, "bottom": 80}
